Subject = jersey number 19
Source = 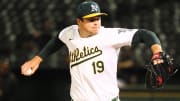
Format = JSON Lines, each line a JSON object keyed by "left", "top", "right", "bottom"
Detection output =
{"left": 92, "top": 61, "right": 104, "bottom": 74}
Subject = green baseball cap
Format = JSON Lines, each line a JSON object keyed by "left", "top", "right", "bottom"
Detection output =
{"left": 76, "top": 1, "right": 107, "bottom": 18}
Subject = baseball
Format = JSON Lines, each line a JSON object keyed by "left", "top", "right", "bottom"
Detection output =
{"left": 26, "top": 68, "right": 33, "bottom": 75}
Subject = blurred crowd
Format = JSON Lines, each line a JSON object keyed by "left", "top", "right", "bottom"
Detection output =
{"left": 0, "top": 58, "right": 17, "bottom": 101}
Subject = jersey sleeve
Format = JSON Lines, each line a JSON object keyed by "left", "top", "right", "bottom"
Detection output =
{"left": 58, "top": 25, "right": 77, "bottom": 44}
{"left": 118, "top": 28, "right": 138, "bottom": 46}
{"left": 106, "top": 28, "right": 138, "bottom": 47}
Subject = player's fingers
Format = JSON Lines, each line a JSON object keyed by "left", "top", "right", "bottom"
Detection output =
{"left": 21, "top": 62, "right": 30, "bottom": 73}
{"left": 31, "top": 64, "right": 39, "bottom": 74}
{"left": 21, "top": 61, "right": 34, "bottom": 75}
{"left": 22, "top": 69, "right": 33, "bottom": 76}
{"left": 21, "top": 62, "right": 40, "bottom": 76}
{"left": 153, "top": 59, "right": 164, "bottom": 65}
{"left": 21, "top": 56, "right": 42, "bottom": 76}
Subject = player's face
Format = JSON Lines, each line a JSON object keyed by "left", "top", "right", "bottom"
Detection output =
{"left": 77, "top": 16, "right": 101, "bottom": 37}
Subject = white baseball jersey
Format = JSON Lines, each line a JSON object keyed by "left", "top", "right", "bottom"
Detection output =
{"left": 58, "top": 25, "right": 138, "bottom": 101}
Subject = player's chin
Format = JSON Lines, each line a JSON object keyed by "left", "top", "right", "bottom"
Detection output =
{"left": 91, "top": 29, "right": 99, "bottom": 34}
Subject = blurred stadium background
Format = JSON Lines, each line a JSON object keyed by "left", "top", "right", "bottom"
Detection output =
{"left": 0, "top": 0, "right": 180, "bottom": 101}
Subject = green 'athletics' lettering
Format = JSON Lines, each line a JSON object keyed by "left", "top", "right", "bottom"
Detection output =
{"left": 70, "top": 46, "right": 102, "bottom": 68}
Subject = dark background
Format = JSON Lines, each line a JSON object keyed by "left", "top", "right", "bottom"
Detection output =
{"left": 0, "top": 0, "right": 180, "bottom": 101}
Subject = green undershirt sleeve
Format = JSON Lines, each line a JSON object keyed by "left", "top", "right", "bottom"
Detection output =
{"left": 131, "top": 29, "right": 161, "bottom": 49}
{"left": 37, "top": 36, "right": 65, "bottom": 60}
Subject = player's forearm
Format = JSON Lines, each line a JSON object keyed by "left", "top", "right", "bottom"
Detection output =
{"left": 38, "top": 36, "right": 64, "bottom": 60}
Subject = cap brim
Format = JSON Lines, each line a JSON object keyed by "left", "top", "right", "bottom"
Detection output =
{"left": 82, "top": 13, "right": 108, "bottom": 18}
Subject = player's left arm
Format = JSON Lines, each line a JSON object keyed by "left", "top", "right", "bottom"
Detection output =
{"left": 131, "top": 29, "right": 178, "bottom": 88}
{"left": 131, "top": 29, "right": 163, "bottom": 64}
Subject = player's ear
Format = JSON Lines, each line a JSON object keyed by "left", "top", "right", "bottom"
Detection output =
{"left": 76, "top": 18, "right": 82, "bottom": 24}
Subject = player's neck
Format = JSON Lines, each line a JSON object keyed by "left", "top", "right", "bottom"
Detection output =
{"left": 78, "top": 29, "right": 97, "bottom": 38}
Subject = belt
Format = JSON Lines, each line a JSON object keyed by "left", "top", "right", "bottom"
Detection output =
{"left": 71, "top": 96, "right": 119, "bottom": 101}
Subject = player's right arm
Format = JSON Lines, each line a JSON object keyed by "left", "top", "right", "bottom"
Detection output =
{"left": 21, "top": 36, "right": 64, "bottom": 76}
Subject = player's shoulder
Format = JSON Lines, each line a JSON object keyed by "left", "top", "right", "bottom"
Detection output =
{"left": 101, "top": 27, "right": 138, "bottom": 34}
{"left": 59, "top": 25, "right": 78, "bottom": 37}
{"left": 102, "top": 27, "right": 137, "bottom": 31}
{"left": 60, "top": 25, "right": 78, "bottom": 34}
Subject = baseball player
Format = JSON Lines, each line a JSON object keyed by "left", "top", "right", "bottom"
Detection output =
{"left": 21, "top": 0, "right": 164, "bottom": 101}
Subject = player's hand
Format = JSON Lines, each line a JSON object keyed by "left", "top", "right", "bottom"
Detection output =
{"left": 21, "top": 56, "right": 42, "bottom": 76}
{"left": 150, "top": 44, "right": 164, "bottom": 65}
{"left": 151, "top": 52, "right": 164, "bottom": 65}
